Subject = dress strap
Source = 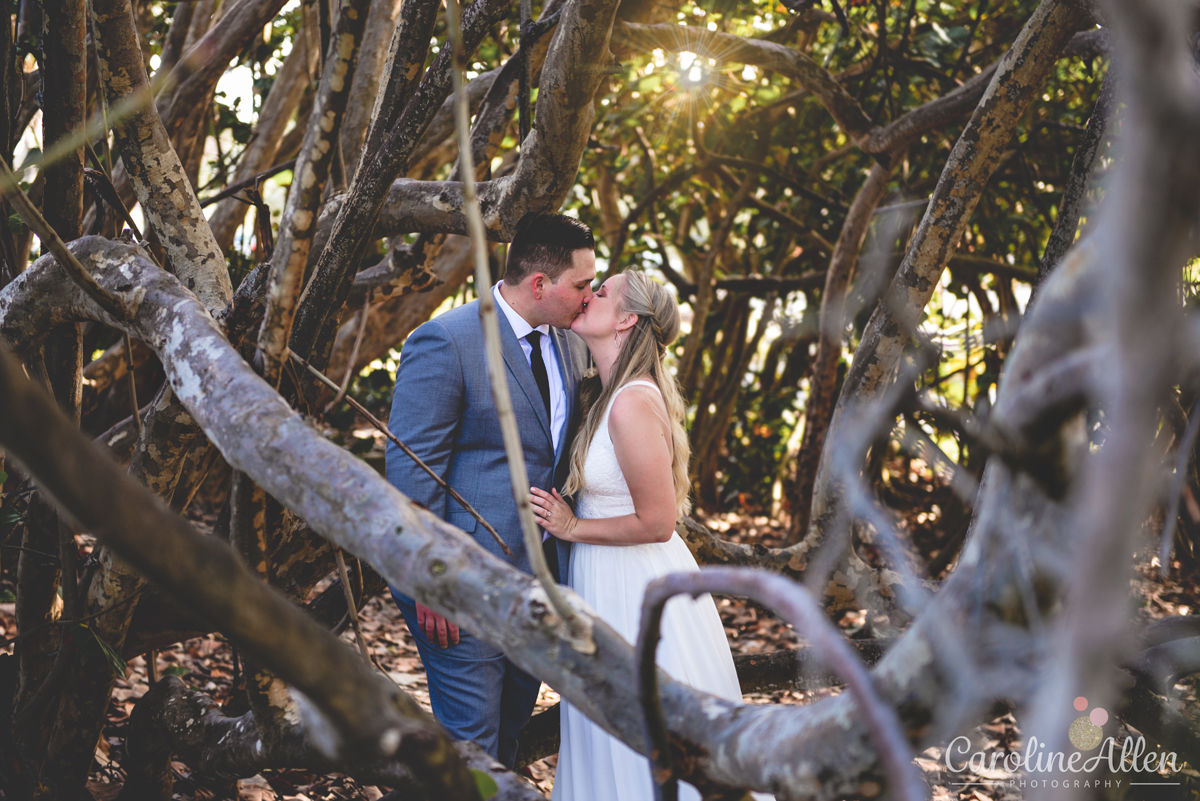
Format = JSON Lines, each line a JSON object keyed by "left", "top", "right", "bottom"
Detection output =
{"left": 614, "top": 379, "right": 660, "bottom": 396}
{"left": 603, "top": 379, "right": 662, "bottom": 418}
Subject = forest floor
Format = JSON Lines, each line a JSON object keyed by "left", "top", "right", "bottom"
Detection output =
{"left": 4, "top": 455, "right": 1200, "bottom": 799}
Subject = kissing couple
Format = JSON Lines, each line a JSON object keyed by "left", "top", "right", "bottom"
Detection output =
{"left": 385, "top": 212, "right": 760, "bottom": 800}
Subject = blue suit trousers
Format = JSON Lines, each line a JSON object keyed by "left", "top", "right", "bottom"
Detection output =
{"left": 391, "top": 589, "right": 541, "bottom": 768}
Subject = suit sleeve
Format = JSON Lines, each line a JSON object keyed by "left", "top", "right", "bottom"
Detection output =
{"left": 386, "top": 321, "right": 463, "bottom": 516}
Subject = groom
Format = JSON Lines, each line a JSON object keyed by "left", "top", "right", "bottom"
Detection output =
{"left": 385, "top": 212, "right": 595, "bottom": 767}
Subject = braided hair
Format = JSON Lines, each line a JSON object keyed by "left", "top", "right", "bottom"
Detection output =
{"left": 564, "top": 271, "right": 691, "bottom": 517}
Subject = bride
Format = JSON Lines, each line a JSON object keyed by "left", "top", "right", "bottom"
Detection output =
{"left": 530, "top": 270, "right": 751, "bottom": 801}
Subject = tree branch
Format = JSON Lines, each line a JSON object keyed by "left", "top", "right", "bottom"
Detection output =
{"left": 91, "top": 0, "right": 233, "bottom": 313}
{"left": 790, "top": 163, "right": 893, "bottom": 540}
{"left": 1037, "top": 64, "right": 1116, "bottom": 284}
{"left": 289, "top": 0, "right": 509, "bottom": 364}
{"left": 257, "top": 0, "right": 370, "bottom": 387}
{"left": 638, "top": 569, "right": 924, "bottom": 801}
{"left": 0, "top": 333, "right": 480, "bottom": 798}
{"left": 802, "top": 0, "right": 1088, "bottom": 550}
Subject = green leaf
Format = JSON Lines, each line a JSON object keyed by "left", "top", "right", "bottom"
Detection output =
{"left": 70, "top": 624, "right": 128, "bottom": 678}
{"left": 6, "top": 214, "right": 20, "bottom": 234}
{"left": 162, "top": 665, "right": 191, "bottom": 677}
{"left": 0, "top": 589, "right": 15, "bottom": 603}
{"left": 0, "top": 505, "right": 23, "bottom": 528}
{"left": 0, "top": 470, "right": 7, "bottom": 484}
{"left": 471, "top": 770, "right": 499, "bottom": 800}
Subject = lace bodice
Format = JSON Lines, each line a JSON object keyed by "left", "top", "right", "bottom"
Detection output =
{"left": 574, "top": 380, "right": 660, "bottom": 520}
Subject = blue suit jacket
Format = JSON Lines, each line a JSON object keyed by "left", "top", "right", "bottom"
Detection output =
{"left": 385, "top": 298, "right": 589, "bottom": 580}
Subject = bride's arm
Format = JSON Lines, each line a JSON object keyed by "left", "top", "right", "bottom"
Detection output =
{"left": 531, "top": 386, "right": 677, "bottom": 545}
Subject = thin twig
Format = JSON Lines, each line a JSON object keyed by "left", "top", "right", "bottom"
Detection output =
{"left": 1159, "top": 402, "right": 1200, "bottom": 575}
{"left": 124, "top": 333, "right": 141, "bottom": 433}
{"left": 326, "top": 290, "right": 373, "bottom": 412}
{"left": 637, "top": 568, "right": 926, "bottom": 801}
{"left": 58, "top": 518, "right": 79, "bottom": 620}
{"left": 1037, "top": 67, "right": 1117, "bottom": 287}
{"left": 0, "top": 155, "right": 128, "bottom": 321}
{"left": 445, "top": 0, "right": 589, "bottom": 648}
{"left": 198, "top": 159, "right": 297, "bottom": 208}
{"left": 831, "top": 379, "right": 934, "bottom": 604}
{"left": 0, "top": 543, "right": 59, "bottom": 562}
{"left": 0, "top": 587, "right": 146, "bottom": 650}
{"left": 899, "top": 417, "right": 979, "bottom": 505}
{"left": 335, "top": 547, "right": 373, "bottom": 664}
{"left": 83, "top": 167, "right": 143, "bottom": 239}
{"left": 290, "top": 352, "right": 512, "bottom": 556}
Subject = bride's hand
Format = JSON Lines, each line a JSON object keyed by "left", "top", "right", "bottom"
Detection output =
{"left": 529, "top": 487, "right": 578, "bottom": 540}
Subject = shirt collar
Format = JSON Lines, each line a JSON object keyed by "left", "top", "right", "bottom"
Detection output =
{"left": 493, "top": 281, "right": 550, "bottom": 341}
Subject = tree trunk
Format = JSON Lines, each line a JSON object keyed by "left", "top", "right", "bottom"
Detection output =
{"left": 91, "top": 0, "right": 234, "bottom": 313}
{"left": 340, "top": 0, "right": 404, "bottom": 181}
{"left": 788, "top": 163, "right": 892, "bottom": 541}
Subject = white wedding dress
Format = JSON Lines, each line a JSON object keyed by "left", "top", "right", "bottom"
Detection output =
{"left": 551, "top": 381, "right": 754, "bottom": 801}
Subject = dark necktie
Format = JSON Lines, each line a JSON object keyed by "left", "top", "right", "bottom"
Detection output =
{"left": 526, "top": 331, "right": 552, "bottom": 418}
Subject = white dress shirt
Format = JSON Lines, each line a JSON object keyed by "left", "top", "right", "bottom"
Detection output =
{"left": 493, "top": 283, "right": 566, "bottom": 453}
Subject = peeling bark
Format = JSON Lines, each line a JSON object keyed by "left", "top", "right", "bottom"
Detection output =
{"left": 340, "top": 0, "right": 404, "bottom": 180}
{"left": 91, "top": 0, "right": 233, "bottom": 313}
{"left": 290, "top": 0, "right": 508, "bottom": 365}
{"left": 359, "top": 0, "right": 622, "bottom": 241}
{"left": 327, "top": 234, "right": 474, "bottom": 379}
{"left": 257, "top": 0, "right": 369, "bottom": 386}
{"left": 0, "top": 185, "right": 1177, "bottom": 797}
{"left": 357, "top": 0, "right": 444, "bottom": 169}
{"left": 0, "top": 2, "right": 1170, "bottom": 795}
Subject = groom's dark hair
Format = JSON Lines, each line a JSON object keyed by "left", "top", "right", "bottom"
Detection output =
{"left": 505, "top": 212, "right": 594, "bottom": 284}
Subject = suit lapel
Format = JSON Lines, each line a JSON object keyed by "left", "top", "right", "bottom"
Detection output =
{"left": 496, "top": 306, "right": 553, "bottom": 444}
{"left": 550, "top": 328, "right": 582, "bottom": 467}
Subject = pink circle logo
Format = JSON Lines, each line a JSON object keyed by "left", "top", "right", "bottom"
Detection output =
{"left": 1069, "top": 697, "right": 1107, "bottom": 750}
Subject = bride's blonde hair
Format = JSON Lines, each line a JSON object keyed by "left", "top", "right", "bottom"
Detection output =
{"left": 564, "top": 271, "right": 691, "bottom": 517}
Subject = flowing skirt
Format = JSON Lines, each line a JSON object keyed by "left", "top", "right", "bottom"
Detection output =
{"left": 551, "top": 533, "right": 742, "bottom": 801}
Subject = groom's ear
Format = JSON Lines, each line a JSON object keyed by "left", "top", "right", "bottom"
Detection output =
{"left": 530, "top": 273, "right": 547, "bottom": 299}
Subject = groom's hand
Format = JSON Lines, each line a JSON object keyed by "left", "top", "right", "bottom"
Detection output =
{"left": 417, "top": 602, "right": 460, "bottom": 648}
